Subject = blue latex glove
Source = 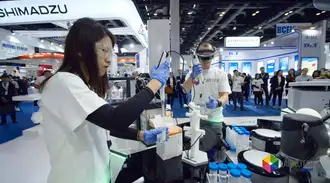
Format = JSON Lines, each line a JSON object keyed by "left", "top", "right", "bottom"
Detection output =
{"left": 151, "top": 60, "right": 170, "bottom": 87}
{"left": 206, "top": 96, "right": 218, "bottom": 109}
{"left": 190, "top": 64, "right": 202, "bottom": 79}
{"left": 143, "top": 127, "right": 169, "bottom": 144}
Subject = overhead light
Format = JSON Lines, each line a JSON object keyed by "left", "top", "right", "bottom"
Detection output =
{"left": 310, "top": 27, "right": 316, "bottom": 30}
{"left": 233, "top": 27, "right": 237, "bottom": 30}
{"left": 252, "top": 13, "right": 256, "bottom": 16}
{"left": 264, "top": 44, "right": 267, "bottom": 47}
{"left": 182, "top": 27, "right": 185, "bottom": 31}
{"left": 40, "top": 40, "right": 44, "bottom": 43}
{"left": 193, "top": 4, "right": 196, "bottom": 9}
{"left": 147, "top": 13, "right": 149, "bottom": 16}
{"left": 199, "top": 37, "right": 202, "bottom": 40}
{"left": 219, "top": 37, "right": 223, "bottom": 39}
{"left": 255, "top": 11, "right": 259, "bottom": 14}
{"left": 50, "top": 42, "right": 54, "bottom": 45}
{"left": 316, "top": 12, "right": 321, "bottom": 16}
{"left": 285, "top": 13, "right": 289, "bottom": 16}
{"left": 220, "top": 48, "right": 224, "bottom": 52}
{"left": 291, "top": 29, "right": 295, "bottom": 32}
{"left": 271, "top": 42, "right": 274, "bottom": 44}
{"left": 129, "top": 43, "right": 134, "bottom": 48}
{"left": 258, "top": 26, "right": 262, "bottom": 29}
{"left": 154, "top": 13, "right": 157, "bottom": 16}
{"left": 208, "top": 27, "right": 211, "bottom": 30}
{"left": 220, "top": 14, "right": 224, "bottom": 17}
{"left": 289, "top": 11, "right": 293, "bottom": 14}
{"left": 322, "top": 11, "right": 326, "bottom": 13}
{"left": 260, "top": 36, "right": 263, "bottom": 38}
{"left": 188, "top": 11, "right": 193, "bottom": 15}
{"left": 145, "top": 6, "right": 148, "bottom": 11}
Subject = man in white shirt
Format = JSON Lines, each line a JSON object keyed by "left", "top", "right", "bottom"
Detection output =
{"left": 232, "top": 70, "right": 246, "bottom": 111}
{"left": 34, "top": 70, "right": 53, "bottom": 89}
{"left": 296, "top": 68, "right": 313, "bottom": 81}
{"left": 183, "top": 42, "right": 231, "bottom": 161}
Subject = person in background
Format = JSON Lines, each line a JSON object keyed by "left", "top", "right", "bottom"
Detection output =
{"left": 252, "top": 73, "right": 264, "bottom": 106}
{"left": 166, "top": 72, "right": 176, "bottom": 107}
{"left": 312, "top": 70, "right": 321, "bottom": 79}
{"left": 176, "top": 75, "right": 187, "bottom": 107}
{"left": 0, "top": 74, "right": 18, "bottom": 125}
{"left": 297, "top": 68, "right": 303, "bottom": 76}
{"left": 270, "top": 70, "right": 285, "bottom": 109}
{"left": 227, "top": 74, "right": 233, "bottom": 105}
{"left": 34, "top": 70, "right": 53, "bottom": 89}
{"left": 259, "top": 67, "right": 270, "bottom": 106}
{"left": 268, "top": 71, "right": 277, "bottom": 105}
{"left": 232, "top": 70, "right": 246, "bottom": 111}
{"left": 242, "top": 73, "right": 251, "bottom": 102}
{"left": 296, "top": 68, "right": 313, "bottom": 81}
{"left": 8, "top": 75, "right": 20, "bottom": 111}
{"left": 285, "top": 69, "right": 296, "bottom": 95}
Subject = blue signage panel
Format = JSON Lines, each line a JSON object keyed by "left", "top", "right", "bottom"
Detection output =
{"left": 242, "top": 62, "right": 252, "bottom": 74}
{"left": 228, "top": 62, "right": 238, "bottom": 74}
{"left": 267, "top": 59, "right": 275, "bottom": 75}
{"left": 279, "top": 57, "right": 289, "bottom": 73}
{"left": 294, "top": 55, "right": 299, "bottom": 71}
{"left": 1, "top": 42, "right": 28, "bottom": 51}
{"left": 221, "top": 63, "right": 225, "bottom": 71}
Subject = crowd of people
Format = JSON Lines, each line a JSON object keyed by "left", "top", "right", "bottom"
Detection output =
{"left": 227, "top": 67, "right": 330, "bottom": 110}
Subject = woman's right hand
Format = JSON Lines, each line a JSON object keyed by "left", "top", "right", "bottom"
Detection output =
{"left": 148, "top": 61, "right": 170, "bottom": 93}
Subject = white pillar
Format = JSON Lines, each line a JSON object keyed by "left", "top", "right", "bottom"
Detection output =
{"left": 147, "top": 19, "right": 170, "bottom": 73}
{"left": 170, "top": 0, "right": 181, "bottom": 76}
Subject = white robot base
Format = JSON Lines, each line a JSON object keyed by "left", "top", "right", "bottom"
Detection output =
{"left": 182, "top": 150, "right": 209, "bottom": 167}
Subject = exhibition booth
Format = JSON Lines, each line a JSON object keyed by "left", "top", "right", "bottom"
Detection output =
{"left": 220, "top": 20, "right": 328, "bottom": 76}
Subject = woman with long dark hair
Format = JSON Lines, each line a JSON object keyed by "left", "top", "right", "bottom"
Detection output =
{"left": 38, "top": 18, "right": 170, "bottom": 183}
{"left": 270, "top": 70, "right": 285, "bottom": 109}
{"left": 285, "top": 68, "right": 296, "bottom": 95}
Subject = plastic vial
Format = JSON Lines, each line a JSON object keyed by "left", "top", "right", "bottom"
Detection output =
{"left": 240, "top": 169, "right": 252, "bottom": 183}
{"left": 227, "top": 163, "right": 237, "bottom": 170}
{"left": 209, "top": 162, "right": 218, "bottom": 183}
{"left": 237, "top": 163, "right": 247, "bottom": 170}
{"left": 218, "top": 163, "right": 228, "bottom": 183}
{"left": 229, "top": 169, "right": 241, "bottom": 183}
{"left": 244, "top": 131, "right": 251, "bottom": 150}
{"left": 236, "top": 131, "right": 244, "bottom": 154}
{"left": 226, "top": 127, "right": 231, "bottom": 145}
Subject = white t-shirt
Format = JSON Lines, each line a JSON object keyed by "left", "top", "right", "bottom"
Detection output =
{"left": 39, "top": 72, "right": 110, "bottom": 183}
{"left": 232, "top": 76, "right": 245, "bottom": 92}
{"left": 186, "top": 67, "right": 231, "bottom": 122}
{"left": 252, "top": 79, "right": 264, "bottom": 92}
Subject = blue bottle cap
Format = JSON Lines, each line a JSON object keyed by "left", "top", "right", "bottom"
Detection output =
{"left": 237, "top": 163, "right": 247, "bottom": 170}
{"left": 230, "top": 147, "right": 236, "bottom": 152}
{"left": 241, "top": 169, "right": 252, "bottom": 178}
{"left": 218, "top": 163, "right": 228, "bottom": 171}
{"left": 230, "top": 169, "right": 241, "bottom": 178}
{"left": 238, "top": 131, "right": 244, "bottom": 135}
{"left": 239, "top": 127, "right": 246, "bottom": 131}
{"left": 245, "top": 131, "right": 251, "bottom": 136}
{"left": 232, "top": 125, "right": 237, "bottom": 128}
{"left": 227, "top": 163, "right": 237, "bottom": 169}
{"left": 209, "top": 162, "right": 218, "bottom": 171}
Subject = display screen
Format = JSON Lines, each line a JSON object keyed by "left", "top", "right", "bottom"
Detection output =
{"left": 301, "top": 57, "right": 318, "bottom": 75}
{"left": 221, "top": 62, "right": 225, "bottom": 71}
{"left": 242, "top": 62, "right": 252, "bottom": 74}
{"left": 267, "top": 59, "right": 275, "bottom": 76}
{"left": 257, "top": 61, "right": 264, "bottom": 72}
{"left": 279, "top": 57, "right": 289, "bottom": 75}
{"left": 228, "top": 62, "right": 238, "bottom": 74}
{"left": 294, "top": 55, "right": 299, "bottom": 71}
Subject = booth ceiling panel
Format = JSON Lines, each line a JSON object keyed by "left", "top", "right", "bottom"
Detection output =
{"left": 134, "top": 0, "right": 330, "bottom": 54}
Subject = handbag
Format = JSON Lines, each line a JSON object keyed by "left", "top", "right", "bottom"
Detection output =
{"left": 165, "top": 86, "right": 174, "bottom": 94}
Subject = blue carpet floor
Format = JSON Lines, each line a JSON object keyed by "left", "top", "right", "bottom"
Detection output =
{"left": 0, "top": 102, "right": 39, "bottom": 144}
{"left": 172, "top": 98, "right": 284, "bottom": 118}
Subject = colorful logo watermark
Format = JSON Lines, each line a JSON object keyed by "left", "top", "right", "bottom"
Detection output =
{"left": 262, "top": 154, "right": 279, "bottom": 173}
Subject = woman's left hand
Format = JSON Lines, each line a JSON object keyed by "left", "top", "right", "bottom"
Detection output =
{"left": 140, "top": 127, "right": 169, "bottom": 144}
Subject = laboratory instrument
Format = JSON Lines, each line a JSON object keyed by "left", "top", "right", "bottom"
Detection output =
{"left": 250, "top": 129, "right": 281, "bottom": 154}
